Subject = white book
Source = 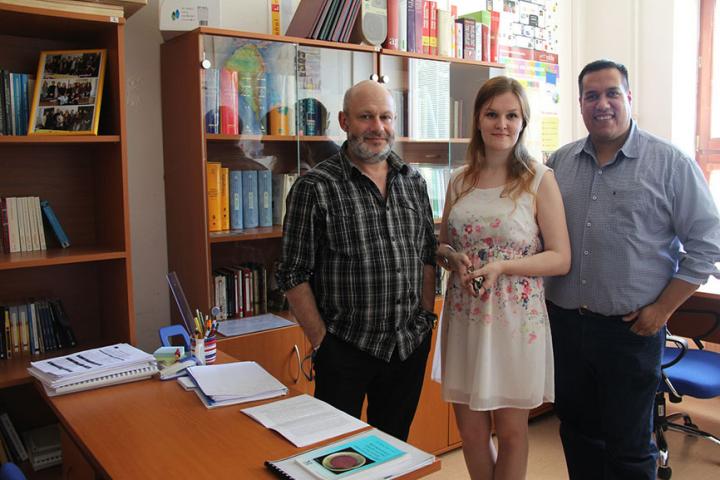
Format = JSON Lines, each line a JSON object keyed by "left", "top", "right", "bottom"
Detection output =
{"left": 18, "top": 197, "right": 33, "bottom": 252}
{"left": 26, "top": 197, "right": 41, "bottom": 251}
{"left": 32, "top": 197, "right": 46, "bottom": 250}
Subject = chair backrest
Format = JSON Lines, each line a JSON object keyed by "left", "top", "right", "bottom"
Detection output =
{"left": 158, "top": 324, "right": 191, "bottom": 352}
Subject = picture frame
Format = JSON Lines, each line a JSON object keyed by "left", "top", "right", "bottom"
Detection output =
{"left": 28, "top": 49, "right": 106, "bottom": 135}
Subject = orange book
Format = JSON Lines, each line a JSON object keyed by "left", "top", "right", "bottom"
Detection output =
{"left": 220, "top": 167, "right": 230, "bottom": 231}
{"left": 207, "top": 162, "right": 222, "bottom": 232}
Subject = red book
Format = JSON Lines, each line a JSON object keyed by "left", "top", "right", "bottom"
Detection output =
{"left": 219, "top": 68, "right": 238, "bottom": 135}
{"left": 481, "top": 23, "right": 490, "bottom": 62}
{"left": 490, "top": 10, "right": 500, "bottom": 63}
{"left": 422, "top": 1, "right": 430, "bottom": 54}
{"left": 384, "top": 0, "right": 399, "bottom": 49}
{"left": 429, "top": 1, "right": 437, "bottom": 55}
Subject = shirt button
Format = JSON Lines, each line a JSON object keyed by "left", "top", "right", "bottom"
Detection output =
{"left": 396, "top": 268, "right": 401, "bottom": 273}
{"left": 386, "top": 207, "right": 390, "bottom": 212}
{"left": 582, "top": 304, "right": 589, "bottom": 309}
{"left": 581, "top": 279, "right": 587, "bottom": 285}
{"left": 592, "top": 195, "right": 598, "bottom": 201}
{"left": 586, "top": 222, "right": 592, "bottom": 227}
{"left": 583, "top": 250, "right": 589, "bottom": 255}
{"left": 598, "top": 170, "right": 603, "bottom": 175}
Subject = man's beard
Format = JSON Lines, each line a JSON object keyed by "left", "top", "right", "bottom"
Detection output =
{"left": 346, "top": 130, "right": 394, "bottom": 164}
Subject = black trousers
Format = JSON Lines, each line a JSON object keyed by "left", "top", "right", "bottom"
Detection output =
{"left": 313, "top": 332, "right": 431, "bottom": 441}
{"left": 547, "top": 303, "right": 663, "bottom": 480}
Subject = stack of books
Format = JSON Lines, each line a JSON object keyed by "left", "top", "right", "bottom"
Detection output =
{"left": 27, "top": 343, "right": 157, "bottom": 396}
{"left": 22, "top": 424, "right": 62, "bottom": 471}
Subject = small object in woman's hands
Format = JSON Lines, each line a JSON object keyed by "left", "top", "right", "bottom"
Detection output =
{"left": 471, "top": 275, "right": 485, "bottom": 294}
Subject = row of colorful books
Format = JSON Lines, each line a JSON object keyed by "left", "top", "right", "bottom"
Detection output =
{"left": 207, "top": 165, "right": 297, "bottom": 232}
{"left": 0, "top": 69, "right": 34, "bottom": 136}
{"left": 213, "top": 263, "right": 274, "bottom": 321}
{"left": 0, "top": 298, "right": 77, "bottom": 360}
{"left": 0, "top": 196, "right": 70, "bottom": 254}
{"left": 383, "top": 2, "right": 499, "bottom": 62}
{"left": 204, "top": 67, "right": 327, "bottom": 137}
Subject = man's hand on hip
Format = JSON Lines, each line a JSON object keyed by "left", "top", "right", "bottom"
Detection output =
{"left": 622, "top": 303, "right": 671, "bottom": 336}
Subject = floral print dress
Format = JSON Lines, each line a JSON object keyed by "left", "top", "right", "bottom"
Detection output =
{"left": 440, "top": 162, "right": 554, "bottom": 410}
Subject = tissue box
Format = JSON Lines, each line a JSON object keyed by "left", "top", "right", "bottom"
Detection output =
{"left": 159, "top": 0, "right": 220, "bottom": 32}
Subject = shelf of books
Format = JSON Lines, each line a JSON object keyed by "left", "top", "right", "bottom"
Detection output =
{"left": 0, "top": 2, "right": 135, "bottom": 438}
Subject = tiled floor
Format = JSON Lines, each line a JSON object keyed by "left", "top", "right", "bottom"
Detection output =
{"left": 427, "top": 396, "right": 720, "bottom": 479}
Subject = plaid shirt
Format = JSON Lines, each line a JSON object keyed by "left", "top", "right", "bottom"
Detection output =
{"left": 276, "top": 144, "right": 437, "bottom": 361}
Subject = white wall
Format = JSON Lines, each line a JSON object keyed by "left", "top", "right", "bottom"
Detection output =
{"left": 124, "top": 0, "right": 701, "bottom": 350}
{"left": 568, "top": 0, "right": 699, "bottom": 154}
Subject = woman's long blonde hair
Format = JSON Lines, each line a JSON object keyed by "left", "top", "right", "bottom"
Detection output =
{"left": 450, "top": 76, "right": 536, "bottom": 207}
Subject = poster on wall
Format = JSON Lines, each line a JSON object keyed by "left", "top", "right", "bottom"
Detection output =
{"left": 493, "top": 0, "right": 560, "bottom": 162}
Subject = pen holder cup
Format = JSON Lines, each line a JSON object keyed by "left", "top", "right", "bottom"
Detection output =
{"left": 204, "top": 336, "right": 217, "bottom": 364}
{"left": 191, "top": 338, "right": 206, "bottom": 365}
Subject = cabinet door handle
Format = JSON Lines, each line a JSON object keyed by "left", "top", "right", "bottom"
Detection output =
{"left": 292, "top": 344, "right": 301, "bottom": 384}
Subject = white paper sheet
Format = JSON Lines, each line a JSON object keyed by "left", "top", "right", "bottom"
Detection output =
{"left": 242, "top": 394, "right": 367, "bottom": 447}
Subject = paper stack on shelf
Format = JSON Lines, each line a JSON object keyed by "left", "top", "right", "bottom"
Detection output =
{"left": 22, "top": 424, "right": 62, "bottom": 471}
{"left": 27, "top": 343, "right": 158, "bottom": 396}
{"left": 185, "top": 361, "right": 288, "bottom": 409}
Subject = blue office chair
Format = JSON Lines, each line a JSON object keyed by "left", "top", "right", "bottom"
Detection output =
{"left": 0, "top": 463, "right": 26, "bottom": 480}
{"left": 654, "top": 309, "right": 720, "bottom": 479}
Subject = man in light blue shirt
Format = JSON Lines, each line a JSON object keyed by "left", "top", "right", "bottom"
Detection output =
{"left": 545, "top": 59, "right": 720, "bottom": 480}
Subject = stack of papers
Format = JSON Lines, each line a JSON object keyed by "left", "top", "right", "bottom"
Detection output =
{"left": 242, "top": 394, "right": 367, "bottom": 447}
{"left": 185, "top": 362, "right": 288, "bottom": 409}
{"left": 265, "top": 427, "right": 436, "bottom": 480}
{"left": 27, "top": 344, "right": 158, "bottom": 396}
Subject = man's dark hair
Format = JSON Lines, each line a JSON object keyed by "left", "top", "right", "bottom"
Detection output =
{"left": 578, "top": 60, "right": 630, "bottom": 95}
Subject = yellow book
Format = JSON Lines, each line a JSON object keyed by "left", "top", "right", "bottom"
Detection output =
{"left": 220, "top": 167, "right": 230, "bottom": 231}
{"left": 269, "top": 0, "right": 281, "bottom": 35}
{"left": 207, "top": 162, "right": 222, "bottom": 232}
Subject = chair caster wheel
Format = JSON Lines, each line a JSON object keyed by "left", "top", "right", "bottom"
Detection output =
{"left": 658, "top": 465, "right": 672, "bottom": 479}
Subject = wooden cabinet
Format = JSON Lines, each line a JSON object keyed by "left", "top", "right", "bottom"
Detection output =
{"left": 216, "top": 323, "right": 310, "bottom": 393}
{"left": 0, "top": 0, "right": 134, "bottom": 440}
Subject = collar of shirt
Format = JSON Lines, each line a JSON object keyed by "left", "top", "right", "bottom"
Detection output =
{"left": 573, "top": 120, "right": 641, "bottom": 166}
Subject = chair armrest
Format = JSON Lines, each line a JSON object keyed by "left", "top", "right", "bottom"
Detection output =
{"left": 662, "top": 333, "right": 688, "bottom": 369}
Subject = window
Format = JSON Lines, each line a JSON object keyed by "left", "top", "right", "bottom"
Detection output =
{"left": 698, "top": 0, "right": 720, "bottom": 208}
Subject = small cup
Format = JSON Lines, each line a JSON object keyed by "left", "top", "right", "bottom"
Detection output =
{"left": 191, "top": 337, "right": 206, "bottom": 365}
{"left": 204, "top": 336, "right": 217, "bottom": 365}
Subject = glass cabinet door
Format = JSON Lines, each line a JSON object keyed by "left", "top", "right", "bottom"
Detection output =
{"left": 380, "top": 54, "right": 452, "bottom": 222}
{"left": 295, "top": 44, "right": 374, "bottom": 174}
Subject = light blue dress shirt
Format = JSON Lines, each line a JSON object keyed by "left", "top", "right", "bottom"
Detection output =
{"left": 545, "top": 121, "right": 720, "bottom": 316}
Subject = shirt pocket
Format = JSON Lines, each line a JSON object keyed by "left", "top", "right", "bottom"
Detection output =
{"left": 395, "top": 198, "right": 425, "bottom": 246}
{"left": 326, "top": 202, "right": 374, "bottom": 258}
{"left": 612, "top": 188, "right": 650, "bottom": 234}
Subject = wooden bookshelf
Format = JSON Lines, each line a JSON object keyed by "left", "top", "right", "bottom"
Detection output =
{"left": 0, "top": 5, "right": 135, "bottom": 457}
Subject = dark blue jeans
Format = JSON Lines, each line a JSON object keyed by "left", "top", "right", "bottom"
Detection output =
{"left": 313, "top": 332, "right": 431, "bottom": 441}
{"left": 548, "top": 303, "right": 663, "bottom": 480}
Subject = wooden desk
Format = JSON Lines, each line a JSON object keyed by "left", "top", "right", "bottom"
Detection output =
{"left": 44, "top": 352, "right": 440, "bottom": 479}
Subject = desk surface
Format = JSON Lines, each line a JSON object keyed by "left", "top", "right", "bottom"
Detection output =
{"left": 45, "top": 352, "right": 440, "bottom": 479}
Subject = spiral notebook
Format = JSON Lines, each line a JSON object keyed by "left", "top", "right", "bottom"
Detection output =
{"left": 38, "top": 364, "right": 158, "bottom": 396}
{"left": 265, "top": 428, "right": 435, "bottom": 480}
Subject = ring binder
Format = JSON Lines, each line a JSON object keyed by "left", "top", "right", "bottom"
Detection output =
{"left": 40, "top": 365, "right": 158, "bottom": 396}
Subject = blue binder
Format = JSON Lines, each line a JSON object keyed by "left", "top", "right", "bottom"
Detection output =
{"left": 257, "top": 170, "right": 272, "bottom": 227}
{"left": 229, "top": 170, "right": 243, "bottom": 230}
{"left": 242, "top": 170, "right": 258, "bottom": 229}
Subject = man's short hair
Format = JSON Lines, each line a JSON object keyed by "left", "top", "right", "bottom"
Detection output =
{"left": 578, "top": 60, "right": 630, "bottom": 95}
